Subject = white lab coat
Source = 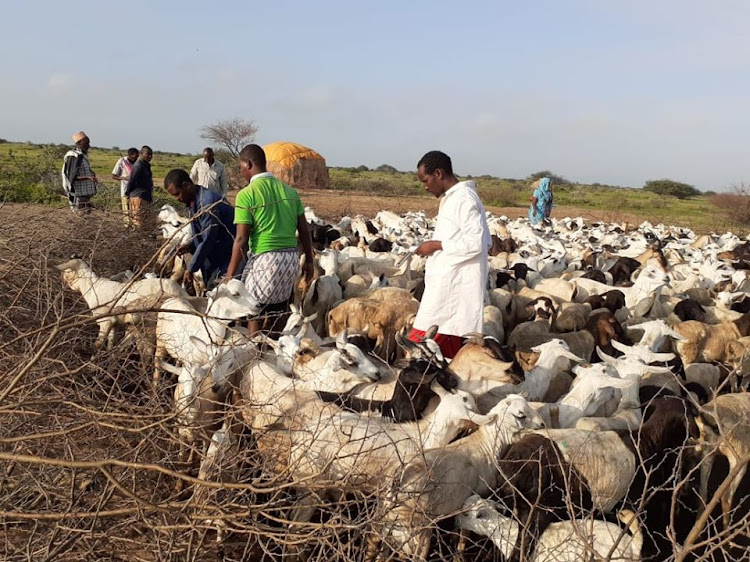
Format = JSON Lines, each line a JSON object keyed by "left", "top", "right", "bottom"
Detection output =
{"left": 413, "top": 181, "right": 491, "bottom": 336}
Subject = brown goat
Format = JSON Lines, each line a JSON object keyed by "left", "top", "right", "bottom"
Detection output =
{"left": 673, "top": 312, "right": 750, "bottom": 364}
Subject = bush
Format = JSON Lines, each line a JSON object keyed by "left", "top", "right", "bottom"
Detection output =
{"left": 0, "top": 144, "right": 67, "bottom": 203}
{"left": 527, "top": 170, "right": 571, "bottom": 185}
{"left": 642, "top": 179, "right": 700, "bottom": 199}
{"left": 483, "top": 185, "right": 522, "bottom": 207}
{"left": 711, "top": 188, "right": 750, "bottom": 226}
{"left": 375, "top": 164, "right": 399, "bottom": 174}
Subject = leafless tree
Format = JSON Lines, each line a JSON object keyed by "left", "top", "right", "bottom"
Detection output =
{"left": 199, "top": 118, "right": 258, "bottom": 158}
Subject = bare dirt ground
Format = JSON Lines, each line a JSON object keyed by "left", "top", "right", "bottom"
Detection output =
{"left": 292, "top": 188, "right": 643, "bottom": 226}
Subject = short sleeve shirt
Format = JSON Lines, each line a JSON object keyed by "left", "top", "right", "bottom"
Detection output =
{"left": 234, "top": 173, "right": 304, "bottom": 254}
{"left": 112, "top": 157, "right": 133, "bottom": 197}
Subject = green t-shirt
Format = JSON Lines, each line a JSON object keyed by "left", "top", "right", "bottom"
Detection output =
{"left": 234, "top": 174, "right": 304, "bottom": 254}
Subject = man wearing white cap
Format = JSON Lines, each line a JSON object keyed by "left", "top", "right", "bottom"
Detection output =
{"left": 61, "top": 131, "right": 98, "bottom": 212}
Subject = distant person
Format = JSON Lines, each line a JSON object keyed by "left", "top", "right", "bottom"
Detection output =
{"left": 529, "top": 176, "right": 553, "bottom": 225}
{"left": 61, "top": 131, "right": 99, "bottom": 212}
{"left": 190, "top": 147, "right": 228, "bottom": 196}
{"left": 225, "top": 144, "right": 314, "bottom": 334}
{"left": 164, "top": 169, "right": 237, "bottom": 289}
{"left": 111, "top": 147, "right": 139, "bottom": 223}
{"left": 408, "top": 150, "right": 491, "bottom": 359}
{"left": 125, "top": 146, "right": 154, "bottom": 228}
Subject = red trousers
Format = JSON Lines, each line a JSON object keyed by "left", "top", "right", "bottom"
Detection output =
{"left": 408, "top": 328, "right": 463, "bottom": 359}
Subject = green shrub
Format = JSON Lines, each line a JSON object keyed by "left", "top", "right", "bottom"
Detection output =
{"left": 642, "top": 179, "right": 700, "bottom": 199}
{"left": 375, "top": 164, "right": 399, "bottom": 174}
{"left": 0, "top": 144, "right": 67, "bottom": 203}
{"left": 527, "top": 170, "right": 571, "bottom": 185}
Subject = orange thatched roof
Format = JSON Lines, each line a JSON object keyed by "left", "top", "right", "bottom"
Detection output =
{"left": 263, "top": 141, "right": 326, "bottom": 169}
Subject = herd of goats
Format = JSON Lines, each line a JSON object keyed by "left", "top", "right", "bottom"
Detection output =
{"left": 54, "top": 204, "right": 750, "bottom": 560}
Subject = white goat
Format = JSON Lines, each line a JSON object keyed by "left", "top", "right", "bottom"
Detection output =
{"left": 456, "top": 495, "right": 643, "bottom": 562}
{"left": 291, "top": 330, "right": 382, "bottom": 392}
{"left": 491, "top": 339, "right": 583, "bottom": 401}
{"left": 57, "top": 258, "right": 187, "bottom": 349}
{"left": 154, "top": 279, "right": 259, "bottom": 383}
{"left": 378, "top": 395, "right": 546, "bottom": 560}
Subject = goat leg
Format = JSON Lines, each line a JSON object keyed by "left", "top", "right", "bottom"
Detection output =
{"left": 699, "top": 451, "right": 715, "bottom": 514}
{"left": 722, "top": 460, "right": 747, "bottom": 531}
{"left": 453, "top": 527, "right": 467, "bottom": 562}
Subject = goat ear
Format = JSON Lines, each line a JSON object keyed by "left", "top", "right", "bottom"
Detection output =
{"left": 596, "top": 347, "right": 617, "bottom": 365}
{"left": 395, "top": 330, "right": 417, "bottom": 352}
{"left": 189, "top": 335, "right": 213, "bottom": 358}
{"left": 335, "top": 329, "right": 348, "bottom": 350}
{"left": 645, "top": 365, "right": 672, "bottom": 375}
{"left": 57, "top": 258, "right": 82, "bottom": 271}
{"left": 289, "top": 303, "right": 299, "bottom": 315}
{"left": 430, "top": 379, "right": 448, "bottom": 397}
{"left": 156, "top": 359, "right": 183, "bottom": 377}
{"left": 610, "top": 340, "right": 630, "bottom": 354}
{"left": 311, "top": 281, "right": 320, "bottom": 305}
{"left": 425, "top": 325, "right": 439, "bottom": 340}
{"left": 478, "top": 413, "right": 498, "bottom": 426}
{"left": 306, "top": 311, "right": 319, "bottom": 323}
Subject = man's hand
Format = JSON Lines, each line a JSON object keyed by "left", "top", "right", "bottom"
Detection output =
{"left": 415, "top": 240, "right": 442, "bottom": 257}
{"left": 303, "top": 261, "right": 314, "bottom": 283}
{"left": 182, "top": 270, "right": 194, "bottom": 286}
{"left": 300, "top": 261, "right": 315, "bottom": 294}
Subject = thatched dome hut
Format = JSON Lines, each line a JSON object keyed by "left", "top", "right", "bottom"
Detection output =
{"left": 263, "top": 141, "right": 330, "bottom": 189}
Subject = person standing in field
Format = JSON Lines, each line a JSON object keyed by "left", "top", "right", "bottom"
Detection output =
{"left": 190, "top": 147, "right": 229, "bottom": 196}
{"left": 408, "top": 150, "right": 491, "bottom": 359}
{"left": 61, "top": 131, "right": 99, "bottom": 212}
{"left": 164, "top": 168, "right": 237, "bottom": 290}
{"left": 125, "top": 146, "right": 154, "bottom": 228}
{"left": 225, "top": 144, "right": 314, "bottom": 334}
{"left": 528, "top": 176, "right": 553, "bottom": 225}
{"left": 111, "top": 147, "right": 139, "bottom": 224}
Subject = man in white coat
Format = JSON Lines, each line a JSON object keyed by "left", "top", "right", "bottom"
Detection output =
{"left": 408, "top": 150, "right": 491, "bottom": 358}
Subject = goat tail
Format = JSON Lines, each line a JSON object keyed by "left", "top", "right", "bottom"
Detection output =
{"left": 617, "top": 509, "right": 642, "bottom": 553}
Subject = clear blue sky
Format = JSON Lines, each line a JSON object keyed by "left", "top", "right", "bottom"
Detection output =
{"left": 2, "top": 0, "right": 749, "bottom": 190}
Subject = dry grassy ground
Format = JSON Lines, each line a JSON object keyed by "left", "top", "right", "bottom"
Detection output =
{"left": 264, "top": 188, "right": 643, "bottom": 226}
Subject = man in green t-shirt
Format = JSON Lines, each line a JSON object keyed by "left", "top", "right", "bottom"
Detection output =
{"left": 225, "top": 144, "right": 314, "bottom": 334}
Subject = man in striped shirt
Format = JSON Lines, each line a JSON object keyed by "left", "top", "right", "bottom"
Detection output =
{"left": 61, "top": 131, "right": 98, "bottom": 212}
{"left": 112, "top": 147, "right": 139, "bottom": 224}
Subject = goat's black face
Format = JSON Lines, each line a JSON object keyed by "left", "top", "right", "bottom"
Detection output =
{"left": 603, "top": 290, "right": 626, "bottom": 312}
{"left": 436, "top": 368, "right": 459, "bottom": 391}
{"left": 397, "top": 362, "right": 435, "bottom": 386}
{"left": 495, "top": 271, "right": 513, "bottom": 289}
{"left": 511, "top": 263, "right": 530, "bottom": 280}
